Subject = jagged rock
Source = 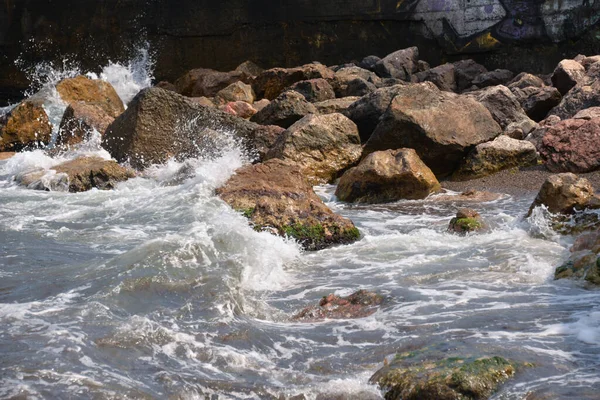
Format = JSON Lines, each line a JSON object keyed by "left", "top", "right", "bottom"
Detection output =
{"left": 289, "top": 79, "right": 335, "bottom": 102}
{"left": 103, "top": 87, "right": 261, "bottom": 169}
{"left": 330, "top": 66, "right": 379, "bottom": 97}
{"left": 250, "top": 90, "right": 318, "bottom": 128}
{"left": 314, "top": 97, "right": 360, "bottom": 115}
{"left": 265, "top": 113, "right": 361, "bottom": 184}
{"left": 214, "top": 81, "right": 255, "bottom": 104}
{"left": 56, "top": 75, "right": 124, "bottom": 117}
{"left": 190, "top": 96, "right": 215, "bottom": 107}
{"left": 528, "top": 173, "right": 596, "bottom": 215}
{"left": 453, "top": 136, "right": 538, "bottom": 180}
{"left": 550, "top": 78, "right": 600, "bottom": 119}
{"left": 155, "top": 81, "right": 178, "bottom": 92}
{"left": 253, "top": 98, "right": 270, "bottom": 112}
{"left": 538, "top": 117, "right": 600, "bottom": 173}
{"left": 525, "top": 115, "right": 562, "bottom": 150}
{"left": 470, "top": 85, "right": 536, "bottom": 134}
{"left": 57, "top": 102, "right": 115, "bottom": 147}
{"left": 343, "top": 85, "right": 406, "bottom": 142}
{"left": 414, "top": 63, "right": 456, "bottom": 92}
{"left": 507, "top": 72, "right": 545, "bottom": 89}
{"left": 580, "top": 56, "right": 600, "bottom": 70}
{"left": 551, "top": 59, "right": 586, "bottom": 95}
{"left": 335, "top": 148, "right": 440, "bottom": 203}
{"left": 448, "top": 208, "right": 484, "bottom": 234}
{"left": 16, "top": 156, "right": 135, "bottom": 192}
{"left": 358, "top": 55, "right": 381, "bottom": 72}
{"left": 252, "top": 63, "right": 334, "bottom": 100}
{"left": 472, "top": 69, "right": 514, "bottom": 89}
{"left": 0, "top": 100, "right": 52, "bottom": 151}
{"left": 363, "top": 82, "right": 502, "bottom": 177}
{"left": 215, "top": 159, "right": 360, "bottom": 251}
{"left": 373, "top": 47, "right": 419, "bottom": 80}
{"left": 174, "top": 68, "right": 248, "bottom": 97}
{"left": 252, "top": 125, "right": 285, "bottom": 161}
{"left": 292, "top": 290, "right": 383, "bottom": 321}
{"left": 235, "top": 60, "right": 264, "bottom": 77}
{"left": 512, "top": 86, "right": 562, "bottom": 121}
{"left": 219, "top": 101, "right": 257, "bottom": 119}
{"left": 453, "top": 59, "right": 487, "bottom": 92}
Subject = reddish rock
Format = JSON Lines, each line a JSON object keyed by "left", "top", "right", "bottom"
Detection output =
{"left": 57, "top": 102, "right": 116, "bottom": 147}
{"left": 292, "top": 290, "right": 383, "bottom": 321}
{"left": 220, "top": 101, "right": 257, "bottom": 119}
{"left": 539, "top": 118, "right": 600, "bottom": 173}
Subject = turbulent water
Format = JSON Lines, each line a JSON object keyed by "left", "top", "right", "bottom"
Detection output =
{"left": 1, "top": 52, "right": 600, "bottom": 400}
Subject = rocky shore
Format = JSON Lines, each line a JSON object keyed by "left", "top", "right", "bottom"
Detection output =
{"left": 2, "top": 44, "right": 600, "bottom": 398}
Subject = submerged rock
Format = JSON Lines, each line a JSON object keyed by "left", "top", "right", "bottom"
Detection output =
{"left": 215, "top": 159, "right": 360, "bottom": 251}
{"left": 0, "top": 100, "right": 52, "bottom": 151}
{"left": 265, "top": 113, "right": 361, "bottom": 185}
{"left": 371, "top": 349, "right": 521, "bottom": 400}
{"left": 292, "top": 290, "right": 383, "bottom": 321}
{"left": 363, "top": 82, "right": 502, "bottom": 177}
{"left": 448, "top": 208, "right": 485, "bottom": 235}
{"left": 555, "top": 231, "right": 600, "bottom": 286}
{"left": 528, "top": 173, "right": 597, "bottom": 215}
{"left": 335, "top": 148, "right": 440, "bottom": 203}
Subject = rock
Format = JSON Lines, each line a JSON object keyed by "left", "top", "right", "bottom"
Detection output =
{"left": 0, "top": 100, "right": 52, "bottom": 151}
{"left": 174, "top": 68, "right": 248, "bottom": 97}
{"left": 573, "top": 107, "right": 600, "bottom": 120}
{"left": 358, "top": 55, "right": 382, "bottom": 72}
{"left": 288, "top": 79, "right": 335, "bottom": 103}
{"left": 56, "top": 75, "right": 124, "bottom": 117}
{"left": 448, "top": 208, "right": 485, "bottom": 234}
{"left": 56, "top": 102, "right": 115, "bottom": 147}
{"left": 190, "top": 96, "right": 215, "bottom": 107}
{"left": 453, "top": 59, "right": 488, "bottom": 92}
{"left": 0, "top": 152, "right": 15, "bottom": 160}
{"left": 416, "top": 60, "right": 430, "bottom": 72}
{"left": 16, "top": 156, "right": 135, "bottom": 192}
{"left": 555, "top": 231, "right": 600, "bottom": 285}
{"left": 538, "top": 118, "right": 600, "bottom": 173}
{"left": 155, "top": 81, "right": 178, "bottom": 92}
{"left": 250, "top": 91, "right": 318, "bottom": 128}
{"left": 314, "top": 97, "right": 360, "bottom": 115}
{"left": 252, "top": 63, "right": 334, "bottom": 100}
{"left": 453, "top": 136, "right": 538, "bottom": 180}
{"left": 551, "top": 59, "right": 586, "bottom": 95}
{"left": 252, "top": 125, "right": 285, "bottom": 161}
{"left": 331, "top": 66, "right": 379, "bottom": 97}
{"left": 103, "top": 87, "right": 261, "bottom": 169}
{"left": 214, "top": 81, "right": 255, "bottom": 104}
{"left": 472, "top": 69, "right": 514, "bottom": 89}
{"left": 335, "top": 148, "right": 440, "bottom": 203}
{"left": 363, "top": 82, "right": 502, "bottom": 177}
{"left": 292, "top": 290, "right": 383, "bottom": 321}
{"left": 550, "top": 79, "right": 600, "bottom": 119}
{"left": 414, "top": 63, "right": 456, "bottom": 92}
{"left": 470, "top": 85, "right": 536, "bottom": 134}
{"left": 265, "top": 113, "right": 361, "bottom": 184}
{"left": 215, "top": 159, "right": 360, "bottom": 251}
{"left": 371, "top": 350, "right": 520, "bottom": 400}
{"left": 507, "top": 72, "right": 545, "bottom": 89}
{"left": 528, "top": 173, "right": 595, "bottom": 215}
{"left": 580, "top": 56, "right": 600, "bottom": 70}
{"left": 235, "top": 60, "right": 264, "bottom": 77}
{"left": 525, "top": 115, "right": 561, "bottom": 150}
{"left": 373, "top": 47, "right": 419, "bottom": 80}
{"left": 253, "top": 98, "right": 270, "bottom": 112}
{"left": 343, "top": 85, "right": 406, "bottom": 143}
{"left": 512, "top": 86, "right": 562, "bottom": 121}
{"left": 219, "top": 101, "right": 257, "bottom": 119}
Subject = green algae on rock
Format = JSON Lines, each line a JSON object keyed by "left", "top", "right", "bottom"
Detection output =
{"left": 448, "top": 209, "right": 485, "bottom": 235}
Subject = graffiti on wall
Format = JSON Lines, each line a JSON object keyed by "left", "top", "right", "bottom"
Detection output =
{"left": 395, "top": 0, "right": 600, "bottom": 52}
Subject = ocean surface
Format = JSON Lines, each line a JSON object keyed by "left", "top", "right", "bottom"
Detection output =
{"left": 0, "top": 48, "right": 599, "bottom": 400}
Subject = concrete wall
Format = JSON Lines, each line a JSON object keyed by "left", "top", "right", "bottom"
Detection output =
{"left": 1, "top": 0, "right": 600, "bottom": 104}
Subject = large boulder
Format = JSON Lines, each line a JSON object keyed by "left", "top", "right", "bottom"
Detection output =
{"left": 363, "top": 82, "right": 502, "bottom": 177}
{"left": 288, "top": 79, "right": 335, "bottom": 103}
{"left": 470, "top": 85, "right": 536, "bottom": 134}
{"left": 234, "top": 60, "right": 264, "bottom": 77}
{"left": 0, "top": 100, "right": 52, "bottom": 151}
{"left": 56, "top": 75, "right": 124, "bottom": 117}
{"left": 174, "top": 68, "right": 248, "bottom": 97}
{"left": 265, "top": 113, "right": 361, "bottom": 184}
{"left": 550, "top": 78, "right": 600, "bottom": 119}
{"left": 343, "top": 85, "right": 406, "bottom": 143}
{"left": 250, "top": 91, "right": 318, "bottom": 128}
{"left": 335, "top": 148, "right": 440, "bottom": 203}
{"left": 330, "top": 66, "right": 379, "bottom": 97}
{"left": 56, "top": 102, "right": 116, "bottom": 147}
{"left": 252, "top": 63, "right": 334, "bottom": 100}
{"left": 551, "top": 59, "right": 586, "bottom": 95}
{"left": 453, "top": 136, "right": 538, "bottom": 180}
{"left": 414, "top": 63, "right": 456, "bottom": 92}
{"left": 373, "top": 47, "right": 419, "bottom": 81}
{"left": 215, "top": 159, "right": 360, "bottom": 251}
{"left": 314, "top": 97, "right": 360, "bottom": 115}
{"left": 453, "top": 59, "right": 488, "bottom": 92}
{"left": 507, "top": 72, "right": 545, "bottom": 90}
{"left": 528, "top": 173, "right": 596, "bottom": 215}
{"left": 512, "top": 86, "right": 562, "bottom": 121}
{"left": 16, "top": 156, "right": 135, "bottom": 192}
{"left": 214, "top": 81, "right": 255, "bottom": 105}
{"left": 538, "top": 117, "right": 600, "bottom": 173}
{"left": 103, "top": 87, "right": 261, "bottom": 169}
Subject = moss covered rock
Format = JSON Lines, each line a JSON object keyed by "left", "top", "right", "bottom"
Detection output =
{"left": 448, "top": 209, "right": 485, "bottom": 235}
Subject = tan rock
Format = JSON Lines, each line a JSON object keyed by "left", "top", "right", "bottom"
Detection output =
{"left": 214, "top": 81, "right": 255, "bottom": 104}
{"left": 528, "top": 173, "right": 595, "bottom": 215}
{"left": 56, "top": 75, "right": 124, "bottom": 118}
{"left": 52, "top": 156, "right": 135, "bottom": 192}
{"left": 57, "top": 102, "right": 116, "bottom": 147}
{"left": 0, "top": 100, "right": 52, "bottom": 151}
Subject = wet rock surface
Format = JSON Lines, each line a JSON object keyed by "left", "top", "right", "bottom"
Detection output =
{"left": 0, "top": 100, "right": 52, "bottom": 151}
{"left": 448, "top": 208, "right": 485, "bottom": 235}
{"left": 555, "top": 231, "right": 600, "bottom": 286}
{"left": 528, "top": 173, "right": 597, "bottom": 215}
{"left": 292, "top": 290, "right": 383, "bottom": 321}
